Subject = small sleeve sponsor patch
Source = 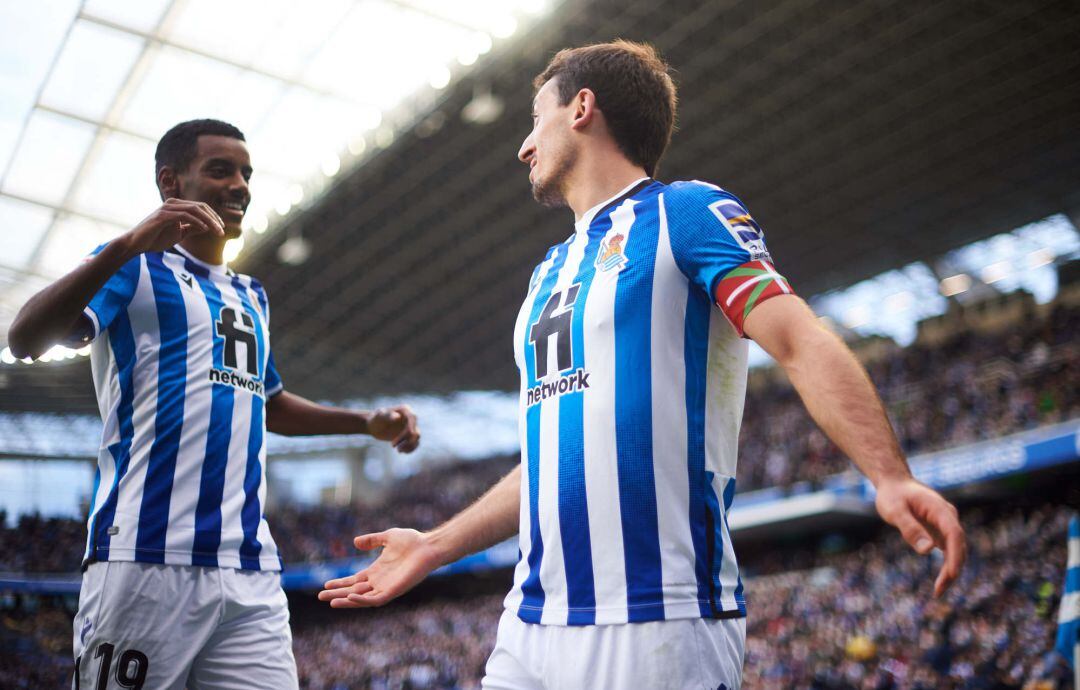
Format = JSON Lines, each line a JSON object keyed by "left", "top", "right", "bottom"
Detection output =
{"left": 714, "top": 260, "right": 793, "bottom": 336}
{"left": 707, "top": 198, "right": 771, "bottom": 262}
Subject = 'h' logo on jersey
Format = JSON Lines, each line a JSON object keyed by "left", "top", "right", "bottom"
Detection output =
{"left": 595, "top": 232, "right": 628, "bottom": 272}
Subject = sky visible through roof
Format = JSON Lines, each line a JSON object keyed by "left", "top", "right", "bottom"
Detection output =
{"left": 0, "top": 0, "right": 552, "bottom": 353}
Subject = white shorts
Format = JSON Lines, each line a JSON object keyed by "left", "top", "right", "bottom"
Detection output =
{"left": 72, "top": 561, "right": 298, "bottom": 690}
{"left": 482, "top": 609, "right": 746, "bottom": 690}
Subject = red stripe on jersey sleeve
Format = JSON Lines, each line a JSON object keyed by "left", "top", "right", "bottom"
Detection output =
{"left": 713, "top": 260, "right": 794, "bottom": 336}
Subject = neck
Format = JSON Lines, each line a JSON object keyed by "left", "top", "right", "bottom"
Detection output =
{"left": 179, "top": 233, "right": 228, "bottom": 266}
{"left": 565, "top": 151, "right": 648, "bottom": 221}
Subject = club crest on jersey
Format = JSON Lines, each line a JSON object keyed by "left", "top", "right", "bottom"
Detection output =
{"left": 708, "top": 198, "right": 771, "bottom": 262}
{"left": 595, "top": 232, "right": 628, "bottom": 272}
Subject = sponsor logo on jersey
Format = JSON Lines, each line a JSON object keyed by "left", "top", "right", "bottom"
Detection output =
{"left": 595, "top": 232, "right": 628, "bottom": 272}
{"left": 525, "top": 368, "right": 590, "bottom": 406}
{"left": 708, "top": 198, "right": 770, "bottom": 261}
{"left": 208, "top": 368, "right": 265, "bottom": 397}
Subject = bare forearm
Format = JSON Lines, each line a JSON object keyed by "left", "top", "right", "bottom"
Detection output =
{"left": 782, "top": 327, "right": 910, "bottom": 486}
{"left": 425, "top": 465, "right": 521, "bottom": 566}
{"left": 8, "top": 235, "right": 138, "bottom": 358}
{"left": 265, "top": 391, "right": 369, "bottom": 436}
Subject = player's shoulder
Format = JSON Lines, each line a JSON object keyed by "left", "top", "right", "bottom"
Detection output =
{"left": 661, "top": 179, "right": 744, "bottom": 213}
{"left": 229, "top": 270, "right": 266, "bottom": 294}
{"left": 85, "top": 242, "right": 145, "bottom": 277}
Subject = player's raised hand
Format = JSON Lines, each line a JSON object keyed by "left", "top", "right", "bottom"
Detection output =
{"left": 126, "top": 198, "right": 226, "bottom": 254}
{"left": 874, "top": 477, "right": 966, "bottom": 597}
{"left": 317, "top": 528, "right": 440, "bottom": 608}
{"left": 367, "top": 405, "right": 420, "bottom": 453}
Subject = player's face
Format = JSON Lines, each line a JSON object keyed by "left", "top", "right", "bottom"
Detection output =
{"left": 175, "top": 135, "right": 252, "bottom": 239}
{"left": 519, "top": 79, "right": 577, "bottom": 208}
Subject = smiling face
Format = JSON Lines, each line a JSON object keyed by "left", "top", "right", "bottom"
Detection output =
{"left": 518, "top": 78, "right": 578, "bottom": 208}
{"left": 172, "top": 135, "right": 252, "bottom": 239}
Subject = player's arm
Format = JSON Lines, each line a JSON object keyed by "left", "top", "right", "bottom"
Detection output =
{"left": 7, "top": 199, "right": 224, "bottom": 359}
{"left": 743, "top": 295, "right": 966, "bottom": 596}
{"left": 265, "top": 391, "right": 420, "bottom": 452}
{"left": 318, "top": 464, "right": 521, "bottom": 608}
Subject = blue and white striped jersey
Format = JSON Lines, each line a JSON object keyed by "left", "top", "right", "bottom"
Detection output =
{"left": 81, "top": 244, "right": 283, "bottom": 571}
{"left": 506, "top": 178, "right": 794, "bottom": 626}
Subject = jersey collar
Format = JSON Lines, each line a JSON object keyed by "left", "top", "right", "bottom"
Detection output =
{"left": 171, "top": 244, "right": 231, "bottom": 275}
{"left": 574, "top": 177, "right": 652, "bottom": 233}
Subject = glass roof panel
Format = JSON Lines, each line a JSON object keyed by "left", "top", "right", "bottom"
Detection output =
{"left": 165, "top": 0, "right": 288, "bottom": 67}
{"left": 0, "top": 197, "right": 55, "bottom": 270}
{"left": 0, "top": 0, "right": 81, "bottom": 174}
{"left": 249, "top": 87, "right": 335, "bottom": 179}
{"left": 250, "top": 0, "right": 358, "bottom": 78}
{"left": 0, "top": 0, "right": 558, "bottom": 346}
{"left": 0, "top": 109, "right": 96, "bottom": 206}
{"left": 35, "top": 214, "right": 127, "bottom": 278}
{"left": 39, "top": 19, "right": 146, "bottom": 122}
{"left": 214, "top": 71, "right": 287, "bottom": 138}
{"left": 303, "top": 1, "right": 468, "bottom": 109}
{"left": 69, "top": 130, "right": 159, "bottom": 225}
{"left": 405, "top": 0, "right": 521, "bottom": 33}
{"left": 82, "top": 0, "right": 173, "bottom": 33}
{"left": 118, "top": 46, "right": 244, "bottom": 139}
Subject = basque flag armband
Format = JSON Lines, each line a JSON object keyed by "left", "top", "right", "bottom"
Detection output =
{"left": 713, "top": 260, "right": 794, "bottom": 336}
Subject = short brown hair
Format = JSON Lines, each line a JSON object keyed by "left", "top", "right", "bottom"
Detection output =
{"left": 535, "top": 40, "right": 677, "bottom": 177}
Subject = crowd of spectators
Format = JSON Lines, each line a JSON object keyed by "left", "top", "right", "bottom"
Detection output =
{"left": 737, "top": 300, "right": 1079, "bottom": 492}
{"left": 0, "top": 458, "right": 518, "bottom": 573}
{"left": 292, "top": 594, "right": 503, "bottom": 690}
{"left": 1, "top": 301, "right": 1076, "bottom": 571}
{"left": 271, "top": 456, "right": 517, "bottom": 564}
{"left": 0, "top": 510, "right": 84, "bottom": 573}
{"left": 740, "top": 502, "right": 1075, "bottom": 690}
{"left": 282, "top": 502, "right": 1076, "bottom": 690}
{"left": 4, "top": 501, "right": 1074, "bottom": 689}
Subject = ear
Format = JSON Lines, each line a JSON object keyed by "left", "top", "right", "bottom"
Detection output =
{"left": 569, "top": 88, "right": 598, "bottom": 131}
{"left": 157, "top": 167, "right": 179, "bottom": 201}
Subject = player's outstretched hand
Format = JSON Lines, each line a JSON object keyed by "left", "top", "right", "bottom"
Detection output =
{"left": 874, "top": 477, "right": 967, "bottom": 597}
{"left": 367, "top": 405, "right": 420, "bottom": 453}
{"left": 127, "top": 198, "right": 226, "bottom": 254}
{"left": 317, "top": 528, "right": 439, "bottom": 608}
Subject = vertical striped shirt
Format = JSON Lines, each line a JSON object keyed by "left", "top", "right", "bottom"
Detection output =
{"left": 506, "top": 178, "right": 793, "bottom": 625}
{"left": 81, "top": 244, "right": 283, "bottom": 571}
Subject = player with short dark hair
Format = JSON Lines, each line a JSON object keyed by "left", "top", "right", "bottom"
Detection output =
{"left": 154, "top": 118, "right": 247, "bottom": 175}
{"left": 8, "top": 118, "right": 421, "bottom": 689}
{"left": 319, "top": 41, "right": 966, "bottom": 689}
{"left": 533, "top": 40, "right": 676, "bottom": 178}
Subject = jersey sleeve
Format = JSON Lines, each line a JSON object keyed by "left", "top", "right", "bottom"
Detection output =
{"left": 265, "top": 349, "right": 284, "bottom": 397}
{"left": 79, "top": 243, "right": 142, "bottom": 342}
{"left": 663, "top": 181, "right": 795, "bottom": 336}
{"left": 249, "top": 279, "right": 284, "bottom": 398}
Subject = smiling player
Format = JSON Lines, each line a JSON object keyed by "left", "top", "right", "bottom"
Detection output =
{"left": 8, "top": 119, "right": 421, "bottom": 689}
{"left": 318, "top": 42, "right": 966, "bottom": 689}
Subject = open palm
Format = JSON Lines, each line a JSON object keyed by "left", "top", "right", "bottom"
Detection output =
{"left": 317, "top": 528, "right": 440, "bottom": 608}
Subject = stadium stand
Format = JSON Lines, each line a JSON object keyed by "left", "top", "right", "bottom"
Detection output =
{"left": 739, "top": 295, "right": 1078, "bottom": 492}
{"left": 3, "top": 498, "right": 1075, "bottom": 689}
{"left": 3, "top": 291, "right": 1075, "bottom": 572}
{"left": 0, "top": 292, "right": 1076, "bottom": 687}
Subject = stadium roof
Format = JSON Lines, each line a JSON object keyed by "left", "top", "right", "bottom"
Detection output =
{"left": 0, "top": 0, "right": 553, "bottom": 354}
{"left": 2, "top": 0, "right": 1079, "bottom": 412}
